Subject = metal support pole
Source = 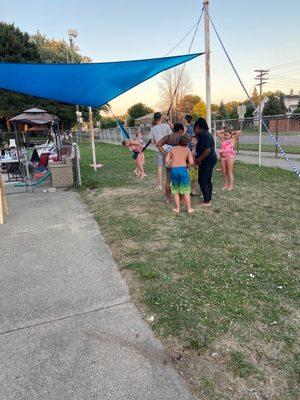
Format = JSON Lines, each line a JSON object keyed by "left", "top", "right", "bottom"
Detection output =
{"left": 73, "top": 143, "right": 82, "bottom": 186}
{"left": 258, "top": 105, "right": 262, "bottom": 167}
{"left": 204, "top": 0, "right": 211, "bottom": 131}
{"left": 238, "top": 120, "right": 243, "bottom": 154}
{"left": 89, "top": 107, "right": 97, "bottom": 171}
{"left": 255, "top": 69, "right": 269, "bottom": 167}
{"left": 275, "top": 119, "right": 278, "bottom": 158}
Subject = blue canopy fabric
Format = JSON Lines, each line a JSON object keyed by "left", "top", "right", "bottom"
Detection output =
{"left": 0, "top": 53, "right": 202, "bottom": 108}
{"left": 116, "top": 120, "right": 130, "bottom": 140}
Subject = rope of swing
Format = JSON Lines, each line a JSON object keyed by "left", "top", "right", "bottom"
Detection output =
{"left": 203, "top": 7, "right": 300, "bottom": 178}
{"left": 166, "top": 7, "right": 204, "bottom": 117}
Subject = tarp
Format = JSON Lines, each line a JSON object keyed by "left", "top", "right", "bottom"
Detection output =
{"left": 0, "top": 53, "right": 202, "bottom": 107}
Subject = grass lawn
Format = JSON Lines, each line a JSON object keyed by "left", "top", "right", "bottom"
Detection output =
{"left": 80, "top": 142, "right": 299, "bottom": 400}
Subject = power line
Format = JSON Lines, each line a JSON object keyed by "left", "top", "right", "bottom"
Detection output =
{"left": 164, "top": 14, "right": 203, "bottom": 57}
{"left": 203, "top": 6, "right": 300, "bottom": 178}
{"left": 167, "top": 7, "right": 204, "bottom": 116}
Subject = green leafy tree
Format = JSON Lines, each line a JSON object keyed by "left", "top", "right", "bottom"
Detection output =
{"left": 178, "top": 94, "right": 200, "bottom": 114}
{"left": 293, "top": 100, "right": 300, "bottom": 114}
{"left": 99, "top": 117, "right": 117, "bottom": 129}
{"left": 244, "top": 101, "right": 255, "bottom": 117}
{"left": 0, "top": 23, "right": 92, "bottom": 130}
{"left": 192, "top": 99, "right": 206, "bottom": 119}
{"left": 31, "top": 32, "right": 91, "bottom": 63}
{"left": 127, "top": 103, "right": 153, "bottom": 121}
{"left": 216, "top": 101, "right": 228, "bottom": 119}
{"left": 0, "top": 22, "right": 41, "bottom": 63}
{"left": 263, "top": 94, "right": 286, "bottom": 116}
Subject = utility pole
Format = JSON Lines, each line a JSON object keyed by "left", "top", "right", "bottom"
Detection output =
{"left": 68, "top": 29, "right": 81, "bottom": 142}
{"left": 203, "top": 0, "right": 211, "bottom": 131}
{"left": 254, "top": 69, "right": 269, "bottom": 167}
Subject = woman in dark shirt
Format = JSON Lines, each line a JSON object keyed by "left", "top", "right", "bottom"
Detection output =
{"left": 194, "top": 117, "right": 217, "bottom": 207}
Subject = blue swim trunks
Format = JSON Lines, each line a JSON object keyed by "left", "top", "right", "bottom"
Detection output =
{"left": 170, "top": 166, "right": 190, "bottom": 195}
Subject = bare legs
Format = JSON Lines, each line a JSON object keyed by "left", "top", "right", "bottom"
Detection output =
{"left": 220, "top": 157, "right": 235, "bottom": 190}
{"left": 165, "top": 168, "right": 171, "bottom": 203}
{"left": 157, "top": 165, "right": 163, "bottom": 189}
{"left": 226, "top": 157, "right": 234, "bottom": 190}
{"left": 135, "top": 154, "right": 147, "bottom": 179}
{"left": 172, "top": 193, "right": 194, "bottom": 213}
{"left": 220, "top": 158, "right": 228, "bottom": 189}
{"left": 190, "top": 180, "right": 197, "bottom": 195}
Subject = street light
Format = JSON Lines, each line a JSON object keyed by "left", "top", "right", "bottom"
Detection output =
{"left": 67, "top": 29, "right": 81, "bottom": 139}
{"left": 68, "top": 29, "right": 78, "bottom": 59}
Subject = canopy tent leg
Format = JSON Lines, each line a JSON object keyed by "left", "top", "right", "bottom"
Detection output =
{"left": 89, "top": 107, "right": 97, "bottom": 171}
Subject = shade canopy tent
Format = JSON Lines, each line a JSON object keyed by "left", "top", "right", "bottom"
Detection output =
{"left": 9, "top": 108, "right": 60, "bottom": 149}
{"left": 0, "top": 53, "right": 202, "bottom": 107}
{"left": 9, "top": 108, "right": 58, "bottom": 126}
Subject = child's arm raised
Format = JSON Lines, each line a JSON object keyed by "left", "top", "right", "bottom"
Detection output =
{"left": 216, "top": 130, "right": 225, "bottom": 140}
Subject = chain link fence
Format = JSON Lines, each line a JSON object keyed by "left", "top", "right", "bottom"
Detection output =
{"left": 76, "top": 114, "right": 299, "bottom": 171}
{"left": 1, "top": 142, "right": 81, "bottom": 194}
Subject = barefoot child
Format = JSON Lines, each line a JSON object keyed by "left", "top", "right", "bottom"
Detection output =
{"left": 136, "top": 130, "right": 147, "bottom": 179}
{"left": 165, "top": 134, "right": 194, "bottom": 213}
{"left": 122, "top": 137, "right": 146, "bottom": 179}
{"left": 216, "top": 126, "right": 241, "bottom": 190}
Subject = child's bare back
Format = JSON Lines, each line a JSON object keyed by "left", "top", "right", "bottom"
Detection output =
{"left": 169, "top": 146, "right": 193, "bottom": 167}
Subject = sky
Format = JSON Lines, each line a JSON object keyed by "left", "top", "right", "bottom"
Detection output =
{"left": 1, "top": 0, "right": 300, "bottom": 114}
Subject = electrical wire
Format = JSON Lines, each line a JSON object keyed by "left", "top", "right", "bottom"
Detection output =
{"left": 203, "top": 7, "right": 300, "bottom": 178}
{"left": 167, "top": 7, "right": 204, "bottom": 116}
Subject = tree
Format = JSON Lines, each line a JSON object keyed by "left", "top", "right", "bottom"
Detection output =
{"left": 158, "top": 67, "right": 192, "bottom": 120}
{"left": 225, "top": 101, "right": 239, "bottom": 119}
{"left": 216, "top": 101, "right": 228, "bottom": 119}
{"left": 244, "top": 101, "right": 255, "bottom": 117}
{"left": 178, "top": 94, "right": 200, "bottom": 114}
{"left": 127, "top": 103, "right": 153, "bottom": 120}
{"left": 0, "top": 23, "right": 92, "bottom": 130}
{"left": 99, "top": 117, "right": 117, "bottom": 129}
{"left": 31, "top": 32, "right": 91, "bottom": 63}
{"left": 293, "top": 100, "right": 300, "bottom": 114}
{"left": 0, "top": 22, "right": 41, "bottom": 63}
{"left": 192, "top": 99, "right": 206, "bottom": 119}
{"left": 263, "top": 94, "right": 286, "bottom": 116}
{"left": 252, "top": 87, "right": 260, "bottom": 107}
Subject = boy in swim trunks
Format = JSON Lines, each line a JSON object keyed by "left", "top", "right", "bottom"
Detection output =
{"left": 165, "top": 134, "right": 194, "bottom": 213}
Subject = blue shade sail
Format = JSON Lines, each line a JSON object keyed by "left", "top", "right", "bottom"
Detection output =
{"left": 0, "top": 53, "right": 202, "bottom": 107}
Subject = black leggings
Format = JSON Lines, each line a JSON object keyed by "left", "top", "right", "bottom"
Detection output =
{"left": 198, "top": 159, "right": 217, "bottom": 203}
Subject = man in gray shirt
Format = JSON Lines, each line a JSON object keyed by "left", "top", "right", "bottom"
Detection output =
{"left": 149, "top": 112, "right": 172, "bottom": 189}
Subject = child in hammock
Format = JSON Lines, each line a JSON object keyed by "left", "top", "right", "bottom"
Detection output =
{"left": 122, "top": 132, "right": 146, "bottom": 179}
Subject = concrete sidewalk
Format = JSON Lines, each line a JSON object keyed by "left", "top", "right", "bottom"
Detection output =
{"left": 0, "top": 192, "right": 194, "bottom": 400}
{"left": 236, "top": 150, "right": 300, "bottom": 172}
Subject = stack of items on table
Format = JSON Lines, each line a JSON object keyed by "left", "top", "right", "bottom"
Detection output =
{"left": 28, "top": 143, "right": 74, "bottom": 188}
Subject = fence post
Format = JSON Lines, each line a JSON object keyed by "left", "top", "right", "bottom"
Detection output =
{"left": 237, "top": 120, "right": 243, "bottom": 154}
{"left": 275, "top": 119, "right": 278, "bottom": 158}
{"left": 73, "top": 143, "right": 82, "bottom": 187}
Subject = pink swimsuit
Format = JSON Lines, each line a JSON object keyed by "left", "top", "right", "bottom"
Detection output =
{"left": 219, "top": 139, "right": 235, "bottom": 159}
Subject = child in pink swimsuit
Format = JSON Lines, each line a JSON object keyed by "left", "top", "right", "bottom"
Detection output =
{"left": 122, "top": 131, "right": 146, "bottom": 179}
{"left": 216, "top": 126, "right": 241, "bottom": 190}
